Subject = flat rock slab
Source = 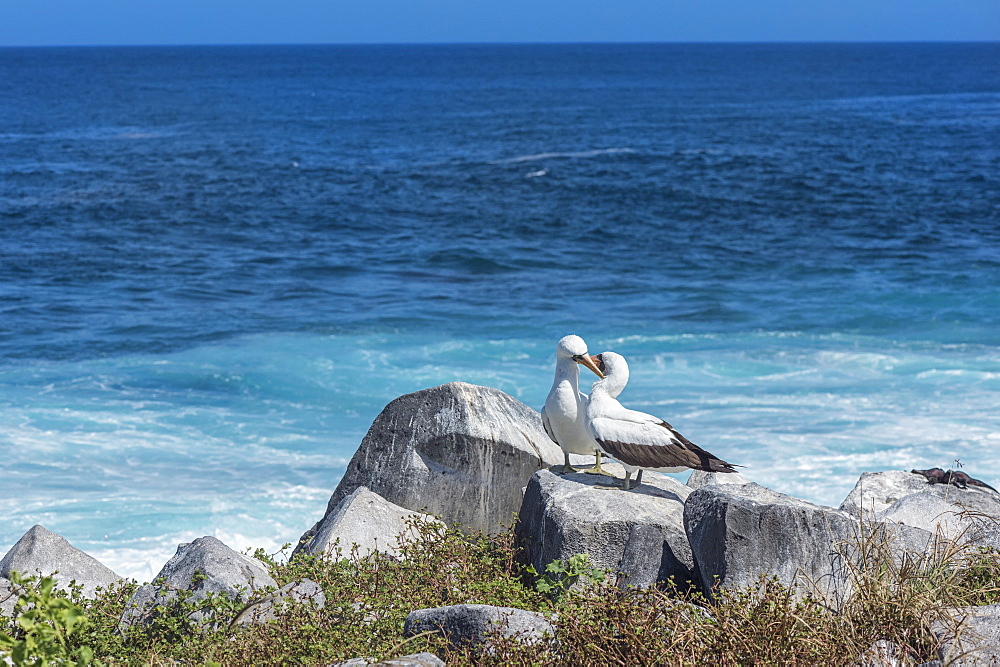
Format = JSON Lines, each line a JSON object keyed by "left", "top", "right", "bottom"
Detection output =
{"left": 299, "top": 382, "right": 562, "bottom": 554}
{"left": 684, "top": 483, "right": 934, "bottom": 609}
{"left": 404, "top": 603, "right": 554, "bottom": 649}
{"left": 931, "top": 604, "right": 1000, "bottom": 665}
{"left": 298, "top": 486, "right": 441, "bottom": 559}
{"left": 517, "top": 465, "right": 693, "bottom": 590}
{"left": 687, "top": 470, "right": 752, "bottom": 490}
{"left": 121, "top": 536, "right": 277, "bottom": 627}
{"left": 0, "top": 525, "right": 121, "bottom": 597}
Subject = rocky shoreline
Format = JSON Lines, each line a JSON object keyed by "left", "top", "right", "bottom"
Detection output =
{"left": 3, "top": 381, "right": 999, "bottom": 664}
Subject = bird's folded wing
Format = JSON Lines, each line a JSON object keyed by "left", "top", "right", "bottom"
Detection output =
{"left": 540, "top": 406, "right": 557, "bottom": 444}
{"left": 591, "top": 417, "right": 735, "bottom": 471}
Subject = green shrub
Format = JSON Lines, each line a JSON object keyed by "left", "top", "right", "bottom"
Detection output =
{"left": 2, "top": 513, "right": 999, "bottom": 665}
{"left": 526, "top": 553, "right": 606, "bottom": 600}
{"left": 0, "top": 573, "right": 97, "bottom": 666}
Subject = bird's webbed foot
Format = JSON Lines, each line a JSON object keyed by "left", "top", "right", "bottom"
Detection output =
{"left": 580, "top": 452, "right": 617, "bottom": 477}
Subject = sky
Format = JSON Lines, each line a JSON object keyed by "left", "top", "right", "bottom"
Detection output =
{"left": 2, "top": 0, "right": 999, "bottom": 47}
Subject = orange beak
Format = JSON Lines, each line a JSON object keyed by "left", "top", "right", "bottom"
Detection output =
{"left": 574, "top": 354, "right": 604, "bottom": 379}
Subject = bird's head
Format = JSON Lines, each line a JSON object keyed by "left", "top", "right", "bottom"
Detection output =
{"left": 555, "top": 335, "right": 604, "bottom": 378}
{"left": 591, "top": 351, "right": 629, "bottom": 397}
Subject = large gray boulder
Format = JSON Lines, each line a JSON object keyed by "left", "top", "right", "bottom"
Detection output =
{"left": 841, "top": 470, "right": 1000, "bottom": 548}
{"left": 0, "top": 525, "right": 122, "bottom": 597}
{"left": 120, "top": 536, "right": 277, "bottom": 627}
{"left": 684, "top": 483, "right": 934, "bottom": 609}
{"left": 517, "top": 465, "right": 693, "bottom": 590}
{"left": 403, "top": 604, "right": 555, "bottom": 649}
{"left": 298, "top": 487, "right": 442, "bottom": 559}
{"left": 931, "top": 604, "right": 1000, "bottom": 665}
{"left": 684, "top": 483, "right": 855, "bottom": 605}
{"left": 298, "top": 382, "right": 562, "bottom": 553}
{"left": 840, "top": 470, "right": 1000, "bottom": 519}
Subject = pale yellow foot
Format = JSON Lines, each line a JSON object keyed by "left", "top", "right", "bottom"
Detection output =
{"left": 580, "top": 452, "right": 618, "bottom": 477}
{"left": 551, "top": 452, "right": 579, "bottom": 475}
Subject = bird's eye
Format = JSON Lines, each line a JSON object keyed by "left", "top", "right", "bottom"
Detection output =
{"left": 592, "top": 354, "right": 605, "bottom": 373}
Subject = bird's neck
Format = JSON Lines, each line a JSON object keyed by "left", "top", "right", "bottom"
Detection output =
{"left": 552, "top": 357, "right": 581, "bottom": 394}
{"left": 592, "top": 371, "right": 627, "bottom": 400}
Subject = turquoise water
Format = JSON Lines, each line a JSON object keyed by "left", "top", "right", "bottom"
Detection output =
{"left": 1, "top": 43, "right": 998, "bottom": 579}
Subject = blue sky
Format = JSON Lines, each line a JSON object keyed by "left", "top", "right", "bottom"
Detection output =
{"left": 3, "top": 0, "right": 999, "bottom": 46}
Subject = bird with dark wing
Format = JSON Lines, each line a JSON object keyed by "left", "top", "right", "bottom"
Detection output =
{"left": 585, "top": 351, "right": 739, "bottom": 490}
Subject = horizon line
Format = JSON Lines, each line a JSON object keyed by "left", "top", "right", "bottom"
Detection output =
{"left": 3, "top": 38, "right": 999, "bottom": 49}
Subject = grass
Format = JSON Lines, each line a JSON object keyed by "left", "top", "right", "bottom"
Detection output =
{"left": 2, "top": 515, "right": 1000, "bottom": 665}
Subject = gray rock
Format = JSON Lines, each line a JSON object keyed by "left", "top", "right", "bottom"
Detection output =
{"left": 840, "top": 471, "right": 934, "bottom": 516}
{"left": 687, "top": 469, "right": 751, "bottom": 490}
{"left": 376, "top": 655, "right": 444, "bottom": 667}
{"left": 0, "top": 525, "right": 122, "bottom": 597}
{"left": 234, "top": 579, "right": 325, "bottom": 626}
{"left": 877, "top": 492, "right": 974, "bottom": 541}
{"left": 0, "top": 577, "right": 16, "bottom": 617}
{"left": 684, "top": 483, "right": 855, "bottom": 605}
{"left": 331, "top": 654, "right": 444, "bottom": 667}
{"left": 840, "top": 470, "right": 1000, "bottom": 519}
{"left": 404, "top": 603, "right": 554, "bottom": 649}
{"left": 298, "top": 382, "right": 562, "bottom": 554}
{"left": 298, "top": 487, "right": 441, "bottom": 559}
{"left": 684, "top": 483, "right": 935, "bottom": 609}
{"left": 120, "top": 536, "right": 277, "bottom": 627}
{"left": 517, "top": 464, "right": 693, "bottom": 591}
{"left": 842, "top": 471, "right": 1000, "bottom": 551}
{"left": 931, "top": 603, "right": 1000, "bottom": 665}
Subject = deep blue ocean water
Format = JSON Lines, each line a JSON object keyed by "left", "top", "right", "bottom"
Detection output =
{"left": 2, "top": 43, "right": 999, "bottom": 580}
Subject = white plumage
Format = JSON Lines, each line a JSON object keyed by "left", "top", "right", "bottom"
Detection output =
{"left": 540, "top": 335, "right": 609, "bottom": 474}
{"left": 586, "top": 351, "right": 738, "bottom": 490}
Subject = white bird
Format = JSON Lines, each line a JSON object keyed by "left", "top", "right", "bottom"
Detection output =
{"left": 540, "top": 335, "right": 611, "bottom": 475}
{"left": 586, "top": 351, "right": 739, "bottom": 490}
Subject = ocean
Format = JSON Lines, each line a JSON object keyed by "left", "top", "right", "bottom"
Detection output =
{"left": 1, "top": 43, "right": 998, "bottom": 581}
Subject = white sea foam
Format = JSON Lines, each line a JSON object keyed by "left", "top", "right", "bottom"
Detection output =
{"left": 1, "top": 331, "right": 998, "bottom": 574}
{"left": 491, "top": 148, "right": 635, "bottom": 164}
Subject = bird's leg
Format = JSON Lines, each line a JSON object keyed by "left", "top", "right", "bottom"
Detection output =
{"left": 634, "top": 470, "right": 644, "bottom": 487}
{"left": 580, "top": 451, "right": 617, "bottom": 477}
{"left": 621, "top": 470, "right": 632, "bottom": 491}
{"left": 551, "top": 451, "right": 579, "bottom": 474}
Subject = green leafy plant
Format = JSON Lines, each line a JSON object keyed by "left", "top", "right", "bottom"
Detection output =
{"left": 0, "top": 573, "right": 97, "bottom": 666}
{"left": 3, "top": 511, "right": 999, "bottom": 665}
{"left": 526, "top": 553, "right": 606, "bottom": 599}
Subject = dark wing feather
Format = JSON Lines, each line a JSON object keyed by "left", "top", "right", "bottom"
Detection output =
{"left": 592, "top": 418, "right": 738, "bottom": 472}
